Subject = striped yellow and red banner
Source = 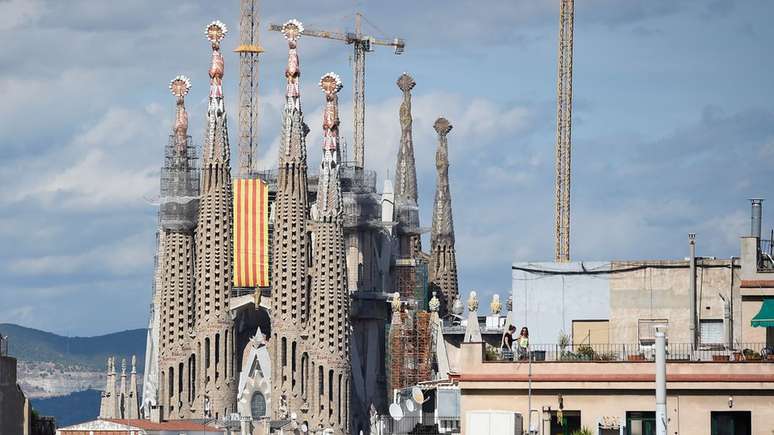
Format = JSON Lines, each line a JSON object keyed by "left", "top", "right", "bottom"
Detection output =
{"left": 233, "top": 179, "right": 269, "bottom": 288}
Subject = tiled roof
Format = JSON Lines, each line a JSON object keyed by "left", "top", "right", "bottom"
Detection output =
{"left": 106, "top": 419, "right": 224, "bottom": 432}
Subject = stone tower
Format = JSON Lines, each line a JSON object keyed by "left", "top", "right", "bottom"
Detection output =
{"left": 126, "top": 356, "right": 140, "bottom": 419}
{"left": 429, "top": 118, "right": 459, "bottom": 317}
{"left": 394, "top": 73, "right": 421, "bottom": 257}
{"left": 193, "top": 20, "right": 236, "bottom": 417}
{"left": 270, "top": 19, "right": 311, "bottom": 421}
{"left": 157, "top": 74, "right": 199, "bottom": 419}
{"left": 308, "top": 73, "right": 351, "bottom": 433}
{"left": 99, "top": 357, "right": 118, "bottom": 418}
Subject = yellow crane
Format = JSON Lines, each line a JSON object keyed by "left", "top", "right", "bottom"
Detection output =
{"left": 555, "top": 0, "right": 574, "bottom": 262}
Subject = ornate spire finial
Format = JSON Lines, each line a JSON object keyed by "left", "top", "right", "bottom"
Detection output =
{"left": 452, "top": 297, "right": 464, "bottom": 316}
{"left": 429, "top": 291, "right": 440, "bottom": 313}
{"left": 320, "top": 72, "right": 342, "bottom": 152}
{"left": 131, "top": 355, "right": 136, "bottom": 374}
{"left": 283, "top": 19, "right": 303, "bottom": 106}
{"left": 205, "top": 20, "right": 228, "bottom": 46}
{"left": 206, "top": 20, "right": 227, "bottom": 104}
{"left": 391, "top": 292, "right": 401, "bottom": 313}
{"left": 507, "top": 294, "right": 513, "bottom": 312}
{"left": 434, "top": 117, "right": 452, "bottom": 137}
{"left": 169, "top": 75, "right": 191, "bottom": 142}
{"left": 281, "top": 19, "right": 304, "bottom": 42}
{"left": 121, "top": 358, "right": 127, "bottom": 375}
{"left": 490, "top": 294, "right": 501, "bottom": 315}
{"left": 316, "top": 72, "right": 343, "bottom": 219}
{"left": 397, "top": 72, "right": 416, "bottom": 93}
{"left": 467, "top": 291, "right": 479, "bottom": 312}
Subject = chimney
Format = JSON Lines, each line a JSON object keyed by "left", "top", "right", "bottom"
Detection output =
{"left": 750, "top": 199, "right": 763, "bottom": 239}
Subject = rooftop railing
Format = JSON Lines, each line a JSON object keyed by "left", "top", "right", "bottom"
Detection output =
{"left": 375, "top": 416, "right": 460, "bottom": 435}
{"left": 486, "top": 343, "right": 773, "bottom": 363}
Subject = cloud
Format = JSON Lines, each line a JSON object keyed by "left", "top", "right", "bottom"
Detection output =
{"left": 2, "top": 0, "right": 774, "bottom": 336}
{"left": 0, "top": 0, "right": 43, "bottom": 31}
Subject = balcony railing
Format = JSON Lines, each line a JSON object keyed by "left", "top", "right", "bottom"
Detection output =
{"left": 375, "top": 416, "right": 460, "bottom": 435}
{"left": 485, "top": 343, "right": 773, "bottom": 363}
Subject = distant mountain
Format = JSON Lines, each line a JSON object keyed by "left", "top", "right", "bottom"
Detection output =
{"left": 0, "top": 323, "right": 146, "bottom": 372}
{"left": 31, "top": 389, "right": 102, "bottom": 427}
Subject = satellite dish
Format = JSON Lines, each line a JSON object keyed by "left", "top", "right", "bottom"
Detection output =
{"left": 389, "top": 403, "right": 404, "bottom": 421}
{"left": 411, "top": 386, "right": 425, "bottom": 403}
{"left": 300, "top": 423, "right": 308, "bottom": 432}
{"left": 405, "top": 399, "right": 415, "bottom": 412}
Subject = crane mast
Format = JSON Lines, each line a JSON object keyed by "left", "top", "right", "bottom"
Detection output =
{"left": 555, "top": 0, "right": 574, "bottom": 262}
{"left": 268, "top": 13, "right": 405, "bottom": 170}
{"left": 236, "top": 0, "right": 264, "bottom": 177}
{"left": 352, "top": 13, "right": 366, "bottom": 169}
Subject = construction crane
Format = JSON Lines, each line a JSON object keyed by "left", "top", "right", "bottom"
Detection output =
{"left": 235, "top": 0, "right": 264, "bottom": 177}
{"left": 269, "top": 13, "right": 405, "bottom": 170}
{"left": 554, "top": 0, "right": 574, "bottom": 262}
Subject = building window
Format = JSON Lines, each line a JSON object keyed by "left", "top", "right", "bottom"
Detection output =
{"left": 710, "top": 411, "right": 751, "bottom": 435}
{"left": 250, "top": 392, "right": 267, "bottom": 419}
{"left": 638, "top": 319, "right": 668, "bottom": 344}
{"left": 571, "top": 319, "right": 609, "bottom": 345}
{"left": 626, "top": 411, "right": 655, "bottom": 435}
{"left": 700, "top": 319, "right": 724, "bottom": 345}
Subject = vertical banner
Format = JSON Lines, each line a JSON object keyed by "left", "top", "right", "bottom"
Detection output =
{"left": 233, "top": 179, "right": 269, "bottom": 287}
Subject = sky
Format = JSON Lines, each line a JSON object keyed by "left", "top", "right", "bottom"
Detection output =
{"left": 2, "top": 0, "right": 774, "bottom": 336}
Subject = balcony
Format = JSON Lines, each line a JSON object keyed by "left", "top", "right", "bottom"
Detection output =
{"left": 484, "top": 343, "right": 773, "bottom": 363}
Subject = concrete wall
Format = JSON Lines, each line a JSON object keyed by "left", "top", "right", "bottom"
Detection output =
{"left": 608, "top": 259, "right": 737, "bottom": 344}
{"left": 512, "top": 259, "right": 742, "bottom": 346}
{"left": 1, "top": 356, "right": 26, "bottom": 435}
{"left": 511, "top": 262, "right": 610, "bottom": 344}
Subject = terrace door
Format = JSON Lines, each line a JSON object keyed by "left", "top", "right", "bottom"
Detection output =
{"left": 626, "top": 411, "right": 655, "bottom": 435}
{"left": 550, "top": 411, "right": 580, "bottom": 435}
{"left": 711, "top": 411, "right": 751, "bottom": 435}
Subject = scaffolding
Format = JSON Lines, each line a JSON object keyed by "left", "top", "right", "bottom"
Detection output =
{"left": 159, "top": 134, "right": 200, "bottom": 231}
{"left": 388, "top": 311, "right": 433, "bottom": 392}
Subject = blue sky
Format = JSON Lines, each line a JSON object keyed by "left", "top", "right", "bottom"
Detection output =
{"left": 2, "top": 0, "right": 774, "bottom": 336}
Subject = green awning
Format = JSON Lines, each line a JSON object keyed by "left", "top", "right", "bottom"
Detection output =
{"left": 751, "top": 298, "right": 774, "bottom": 327}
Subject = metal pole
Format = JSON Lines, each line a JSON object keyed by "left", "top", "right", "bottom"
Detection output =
{"left": 527, "top": 346, "right": 533, "bottom": 434}
{"left": 655, "top": 328, "right": 667, "bottom": 435}
{"left": 689, "top": 233, "right": 697, "bottom": 350}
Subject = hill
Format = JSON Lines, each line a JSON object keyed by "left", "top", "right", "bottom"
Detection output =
{"left": 31, "top": 389, "right": 102, "bottom": 427}
{"left": 0, "top": 323, "right": 146, "bottom": 372}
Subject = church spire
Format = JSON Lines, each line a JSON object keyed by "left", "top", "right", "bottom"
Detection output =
{"left": 307, "top": 72, "right": 351, "bottom": 432}
{"left": 394, "top": 73, "right": 421, "bottom": 256}
{"left": 270, "top": 18, "right": 311, "bottom": 422}
{"left": 429, "top": 117, "right": 459, "bottom": 317}
{"left": 394, "top": 73, "right": 418, "bottom": 211}
{"left": 193, "top": 19, "right": 236, "bottom": 415}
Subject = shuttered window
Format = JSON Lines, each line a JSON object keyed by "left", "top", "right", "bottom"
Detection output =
{"left": 700, "top": 319, "right": 724, "bottom": 345}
